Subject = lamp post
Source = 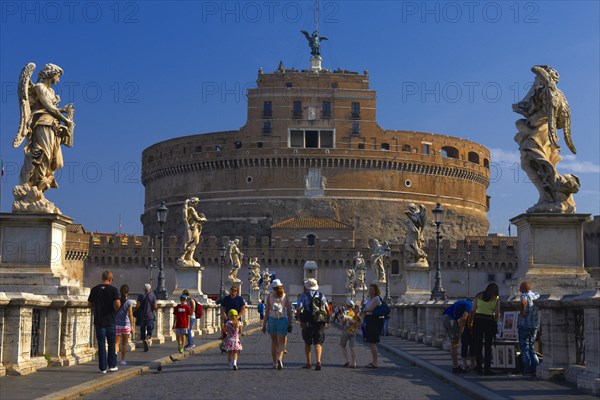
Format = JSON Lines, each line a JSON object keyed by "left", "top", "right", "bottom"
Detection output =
{"left": 383, "top": 244, "right": 392, "bottom": 302}
{"left": 154, "top": 202, "right": 169, "bottom": 300}
{"left": 218, "top": 244, "right": 227, "bottom": 298}
{"left": 145, "top": 249, "right": 157, "bottom": 285}
{"left": 246, "top": 258, "right": 252, "bottom": 305}
{"left": 430, "top": 202, "right": 447, "bottom": 301}
{"left": 464, "top": 249, "right": 472, "bottom": 298}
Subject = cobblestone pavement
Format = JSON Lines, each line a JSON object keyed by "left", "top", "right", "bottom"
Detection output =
{"left": 83, "top": 324, "right": 470, "bottom": 400}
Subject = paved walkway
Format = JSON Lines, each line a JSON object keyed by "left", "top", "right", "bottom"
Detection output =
{"left": 0, "top": 323, "right": 595, "bottom": 400}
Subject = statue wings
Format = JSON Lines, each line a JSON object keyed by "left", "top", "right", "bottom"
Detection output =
{"left": 13, "top": 63, "right": 36, "bottom": 148}
{"left": 301, "top": 30, "right": 312, "bottom": 43}
{"left": 531, "top": 65, "right": 576, "bottom": 154}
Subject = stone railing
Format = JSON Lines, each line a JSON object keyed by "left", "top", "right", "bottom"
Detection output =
{"left": 390, "top": 290, "right": 600, "bottom": 395}
{"left": 0, "top": 293, "right": 258, "bottom": 376}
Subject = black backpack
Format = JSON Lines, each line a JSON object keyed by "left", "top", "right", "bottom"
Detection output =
{"left": 301, "top": 291, "right": 329, "bottom": 324}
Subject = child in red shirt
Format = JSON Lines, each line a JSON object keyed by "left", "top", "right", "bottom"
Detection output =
{"left": 173, "top": 294, "right": 192, "bottom": 353}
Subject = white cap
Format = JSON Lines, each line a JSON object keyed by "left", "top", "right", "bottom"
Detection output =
{"left": 271, "top": 279, "right": 283, "bottom": 288}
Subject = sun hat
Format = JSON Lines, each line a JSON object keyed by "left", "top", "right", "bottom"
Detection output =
{"left": 228, "top": 309, "right": 238, "bottom": 318}
{"left": 144, "top": 283, "right": 151, "bottom": 291}
{"left": 304, "top": 278, "right": 319, "bottom": 291}
{"left": 346, "top": 299, "right": 355, "bottom": 307}
{"left": 271, "top": 279, "right": 283, "bottom": 288}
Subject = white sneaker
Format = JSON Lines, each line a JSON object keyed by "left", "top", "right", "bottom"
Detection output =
{"left": 120, "top": 360, "right": 127, "bottom": 366}
{"left": 100, "top": 370, "right": 107, "bottom": 374}
{"left": 147, "top": 338, "right": 152, "bottom": 347}
{"left": 109, "top": 367, "right": 119, "bottom": 372}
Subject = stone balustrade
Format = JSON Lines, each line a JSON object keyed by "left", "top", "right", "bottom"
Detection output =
{"left": 390, "top": 290, "right": 600, "bottom": 395}
{"left": 0, "top": 293, "right": 258, "bottom": 376}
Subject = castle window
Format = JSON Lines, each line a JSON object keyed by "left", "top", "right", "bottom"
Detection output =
{"left": 194, "top": 145, "right": 202, "bottom": 153}
{"left": 351, "top": 102, "right": 360, "bottom": 119}
{"left": 402, "top": 144, "right": 411, "bottom": 152}
{"left": 234, "top": 141, "right": 242, "bottom": 149}
{"left": 483, "top": 158, "right": 490, "bottom": 168}
{"left": 286, "top": 82, "right": 293, "bottom": 88}
{"left": 391, "top": 260, "right": 400, "bottom": 275}
{"left": 263, "top": 121, "right": 272, "bottom": 134}
{"left": 306, "top": 131, "right": 319, "bottom": 148}
{"left": 441, "top": 146, "right": 459, "bottom": 159}
{"left": 306, "top": 234, "right": 316, "bottom": 247}
{"left": 322, "top": 101, "right": 331, "bottom": 118}
{"left": 422, "top": 143, "right": 431, "bottom": 155}
{"left": 381, "top": 143, "right": 390, "bottom": 151}
{"left": 256, "top": 141, "right": 263, "bottom": 148}
{"left": 331, "top": 82, "right": 337, "bottom": 89}
{"left": 215, "top": 144, "right": 222, "bottom": 151}
{"left": 488, "top": 274, "right": 496, "bottom": 282}
{"left": 293, "top": 101, "right": 302, "bottom": 118}
{"left": 468, "top": 151, "right": 480, "bottom": 164}
{"left": 288, "top": 129, "right": 335, "bottom": 149}
{"left": 351, "top": 122, "right": 360, "bottom": 135}
{"left": 358, "top": 143, "right": 365, "bottom": 150}
{"left": 263, "top": 101, "right": 272, "bottom": 118}
{"left": 505, "top": 272, "right": 512, "bottom": 281}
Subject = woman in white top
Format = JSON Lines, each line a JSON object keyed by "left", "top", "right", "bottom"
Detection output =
{"left": 362, "top": 283, "right": 383, "bottom": 368}
{"left": 262, "top": 279, "right": 293, "bottom": 369}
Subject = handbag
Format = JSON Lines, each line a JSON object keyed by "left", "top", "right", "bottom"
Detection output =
{"left": 372, "top": 297, "right": 390, "bottom": 317}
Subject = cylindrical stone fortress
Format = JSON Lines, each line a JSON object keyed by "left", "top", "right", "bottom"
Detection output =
{"left": 141, "top": 68, "right": 490, "bottom": 243}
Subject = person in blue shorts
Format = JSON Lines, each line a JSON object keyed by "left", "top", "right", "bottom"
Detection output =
{"left": 262, "top": 279, "right": 293, "bottom": 369}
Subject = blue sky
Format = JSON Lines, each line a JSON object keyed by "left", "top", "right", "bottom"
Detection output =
{"left": 1, "top": 0, "right": 598, "bottom": 235}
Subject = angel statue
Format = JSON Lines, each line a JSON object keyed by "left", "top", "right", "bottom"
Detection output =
{"left": 512, "top": 65, "right": 580, "bottom": 213}
{"left": 345, "top": 268, "right": 356, "bottom": 297}
{"left": 405, "top": 203, "right": 428, "bottom": 266}
{"left": 177, "top": 197, "right": 207, "bottom": 267}
{"left": 353, "top": 251, "right": 367, "bottom": 291}
{"left": 261, "top": 267, "right": 271, "bottom": 293}
{"left": 12, "top": 63, "right": 75, "bottom": 214}
{"left": 301, "top": 30, "right": 328, "bottom": 57}
{"left": 370, "top": 239, "right": 388, "bottom": 283}
{"left": 227, "top": 239, "right": 244, "bottom": 281}
{"left": 248, "top": 257, "right": 261, "bottom": 290}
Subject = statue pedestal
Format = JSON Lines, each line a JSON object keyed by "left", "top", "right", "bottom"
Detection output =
{"left": 310, "top": 56, "right": 322, "bottom": 71}
{"left": 249, "top": 287, "right": 260, "bottom": 304}
{"left": 0, "top": 213, "right": 85, "bottom": 295}
{"left": 399, "top": 262, "right": 432, "bottom": 302}
{"left": 510, "top": 213, "right": 593, "bottom": 296}
{"left": 173, "top": 266, "right": 209, "bottom": 303}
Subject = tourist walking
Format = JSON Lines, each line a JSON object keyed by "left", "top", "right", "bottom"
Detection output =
{"left": 173, "top": 294, "right": 192, "bottom": 353}
{"left": 460, "top": 311, "right": 476, "bottom": 372}
{"left": 518, "top": 281, "right": 540, "bottom": 375}
{"left": 340, "top": 299, "right": 361, "bottom": 368}
{"left": 262, "top": 279, "right": 293, "bottom": 369}
{"left": 470, "top": 283, "right": 500, "bottom": 375}
{"left": 221, "top": 286, "right": 246, "bottom": 323}
{"left": 182, "top": 289, "right": 197, "bottom": 350}
{"left": 135, "top": 283, "right": 158, "bottom": 352}
{"left": 442, "top": 299, "right": 472, "bottom": 373}
{"left": 115, "top": 284, "right": 134, "bottom": 366}
{"left": 362, "top": 283, "right": 383, "bottom": 368}
{"left": 297, "top": 278, "right": 329, "bottom": 370}
{"left": 88, "top": 270, "right": 120, "bottom": 373}
{"left": 223, "top": 309, "right": 243, "bottom": 370}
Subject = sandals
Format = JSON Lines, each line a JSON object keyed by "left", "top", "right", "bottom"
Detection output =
{"left": 366, "top": 363, "right": 378, "bottom": 369}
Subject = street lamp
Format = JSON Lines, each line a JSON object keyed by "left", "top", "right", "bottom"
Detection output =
{"left": 383, "top": 244, "right": 392, "bottom": 302}
{"left": 145, "top": 248, "right": 157, "bottom": 285}
{"left": 154, "top": 202, "right": 169, "bottom": 300}
{"left": 218, "top": 244, "right": 227, "bottom": 298}
{"left": 430, "top": 202, "right": 447, "bottom": 301}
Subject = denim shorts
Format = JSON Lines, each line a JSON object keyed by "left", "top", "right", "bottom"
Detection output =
{"left": 175, "top": 328, "right": 188, "bottom": 335}
{"left": 267, "top": 317, "right": 289, "bottom": 335}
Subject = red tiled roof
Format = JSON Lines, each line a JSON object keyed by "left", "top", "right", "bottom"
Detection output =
{"left": 271, "top": 218, "right": 353, "bottom": 230}
{"left": 465, "top": 236, "right": 517, "bottom": 247}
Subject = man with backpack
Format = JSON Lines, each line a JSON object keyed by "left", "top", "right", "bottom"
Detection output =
{"left": 182, "top": 289, "right": 203, "bottom": 350}
{"left": 134, "top": 283, "right": 158, "bottom": 352}
{"left": 296, "top": 278, "right": 329, "bottom": 371}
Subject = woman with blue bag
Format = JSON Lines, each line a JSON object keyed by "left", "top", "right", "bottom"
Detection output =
{"left": 362, "top": 283, "right": 387, "bottom": 368}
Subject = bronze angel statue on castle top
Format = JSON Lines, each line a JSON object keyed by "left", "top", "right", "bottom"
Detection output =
{"left": 12, "top": 62, "right": 75, "bottom": 214}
